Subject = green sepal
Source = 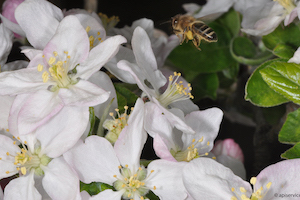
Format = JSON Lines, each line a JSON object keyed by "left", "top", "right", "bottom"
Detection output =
{"left": 88, "top": 107, "right": 95, "bottom": 136}
{"left": 279, "top": 108, "right": 300, "bottom": 144}
{"left": 145, "top": 190, "right": 160, "bottom": 200}
{"left": 281, "top": 142, "right": 300, "bottom": 159}
{"left": 260, "top": 61, "right": 300, "bottom": 104}
{"left": 245, "top": 59, "right": 289, "bottom": 107}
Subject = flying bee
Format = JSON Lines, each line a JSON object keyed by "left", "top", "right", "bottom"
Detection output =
{"left": 171, "top": 14, "right": 218, "bottom": 50}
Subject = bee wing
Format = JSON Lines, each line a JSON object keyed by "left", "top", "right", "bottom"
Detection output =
{"left": 195, "top": 12, "right": 223, "bottom": 24}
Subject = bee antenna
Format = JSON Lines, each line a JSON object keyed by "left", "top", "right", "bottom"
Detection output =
{"left": 159, "top": 20, "right": 171, "bottom": 25}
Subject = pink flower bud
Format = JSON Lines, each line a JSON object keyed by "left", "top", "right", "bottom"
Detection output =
{"left": 212, "top": 139, "right": 244, "bottom": 163}
{"left": 2, "top": 0, "right": 24, "bottom": 38}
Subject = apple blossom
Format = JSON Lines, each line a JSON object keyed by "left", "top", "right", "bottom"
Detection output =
{"left": 0, "top": 24, "right": 13, "bottom": 68}
{"left": 153, "top": 108, "right": 223, "bottom": 162}
{"left": 242, "top": 0, "right": 300, "bottom": 36}
{"left": 117, "top": 26, "right": 196, "bottom": 137}
{"left": 183, "top": 157, "right": 300, "bottom": 200}
{"left": 0, "top": 16, "right": 126, "bottom": 140}
{"left": 0, "top": 133, "right": 81, "bottom": 200}
{"left": 64, "top": 98, "right": 188, "bottom": 200}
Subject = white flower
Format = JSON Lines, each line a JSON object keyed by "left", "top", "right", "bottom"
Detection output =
{"left": 242, "top": 0, "right": 300, "bottom": 36}
{"left": 0, "top": 132, "right": 80, "bottom": 200}
{"left": 64, "top": 98, "right": 188, "bottom": 200}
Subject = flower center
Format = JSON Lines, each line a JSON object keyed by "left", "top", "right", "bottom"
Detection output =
{"left": 274, "top": 0, "right": 296, "bottom": 13}
{"left": 157, "top": 72, "right": 194, "bottom": 108}
{"left": 103, "top": 106, "right": 132, "bottom": 144}
{"left": 230, "top": 177, "right": 272, "bottom": 200}
{"left": 85, "top": 26, "right": 103, "bottom": 49}
{"left": 113, "top": 165, "right": 156, "bottom": 200}
{"left": 98, "top": 13, "right": 120, "bottom": 31}
{"left": 38, "top": 51, "right": 77, "bottom": 90}
{"left": 3, "top": 137, "right": 51, "bottom": 176}
{"left": 171, "top": 137, "right": 210, "bottom": 162}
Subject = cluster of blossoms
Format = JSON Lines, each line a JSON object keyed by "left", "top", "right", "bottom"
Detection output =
{"left": 0, "top": 0, "right": 299, "bottom": 200}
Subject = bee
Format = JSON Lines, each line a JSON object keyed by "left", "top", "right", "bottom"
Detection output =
{"left": 171, "top": 14, "right": 218, "bottom": 50}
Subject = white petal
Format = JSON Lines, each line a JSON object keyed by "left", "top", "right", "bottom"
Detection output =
{"left": 21, "top": 48, "right": 43, "bottom": 61}
{"left": 0, "top": 67, "right": 48, "bottom": 95}
{"left": 43, "top": 15, "right": 89, "bottom": 69}
{"left": 255, "top": 159, "right": 300, "bottom": 199}
{"left": 0, "top": 24, "right": 13, "bottom": 66}
{"left": 87, "top": 189, "right": 123, "bottom": 200}
{"left": 63, "top": 136, "right": 120, "bottom": 185}
{"left": 182, "top": 108, "right": 223, "bottom": 152}
{"left": 0, "top": 95, "right": 14, "bottom": 130}
{"left": 153, "top": 134, "right": 177, "bottom": 161}
{"left": 16, "top": 90, "right": 64, "bottom": 135}
{"left": 76, "top": 35, "right": 127, "bottom": 80}
{"left": 215, "top": 155, "right": 246, "bottom": 180}
{"left": 289, "top": 47, "right": 300, "bottom": 64}
{"left": 15, "top": 0, "right": 63, "bottom": 49}
{"left": 42, "top": 157, "right": 81, "bottom": 200}
{"left": 0, "top": 14, "right": 25, "bottom": 37}
{"left": 36, "top": 106, "right": 89, "bottom": 157}
{"left": 146, "top": 159, "right": 188, "bottom": 200}
{"left": 182, "top": 158, "right": 252, "bottom": 199}
{"left": 2, "top": 60, "right": 29, "bottom": 71}
{"left": 114, "top": 98, "right": 146, "bottom": 171}
{"left": 193, "top": 0, "right": 234, "bottom": 18}
{"left": 58, "top": 80, "right": 110, "bottom": 107}
{"left": 4, "top": 172, "right": 42, "bottom": 200}
{"left": 88, "top": 71, "right": 118, "bottom": 119}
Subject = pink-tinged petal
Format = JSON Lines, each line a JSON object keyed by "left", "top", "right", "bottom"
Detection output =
{"left": 88, "top": 71, "right": 118, "bottom": 119}
{"left": 132, "top": 27, "right": 167, "bottom": 91}
{"left": 182, "top": 108, "right": 223, "bottom": 152}
{"left": 0, "top": 14, "right": 25, "bottom": 37}
{"left": 153, "top": 134, "right": 177, "bottom": 162}
{"left": 42, "top": 157, "right": 81, "bottom": 200}
{"left": 215, "top": 155, "right": 246, "bottom": 180}
{"left": 255, "top": 159, "right": 300, "bottom": 199}
{"left": 21, "top": 48, "right": 43, "bottom": 61}
{"left": 114, "top": 98, "right": 146, "bottom": 171}
{"left": 8, "top": 94, "right": 30, "bottom": 136}
{"left": 76, "top": 35, "right": 127, "bottom": 80}
{"left": 43, "top": 15, "right": 89, "bottom": 69}
{"left": 2, "top": 0, "right": 24, "bottom": 24}
{"left": 0, "top": 187, "right": 3, "bottom": 200}
{"left": 182, "top": 158, "right": 252, "bottom": 200}
{"left": 15, "top": 0, "right": 63, "bottom": 49}
{"left": 0, "top": 95, "right": 14, "bottom": 130}
{"left": 212, "top": 139, "right": 244, "bottom": 163}
{"left": 146, "top": 159, "right": 188, "bottom": 200}
{"left": 36, "top": 106, "right": 89, "bottom": 157}
{"left": 63, "top": 136, "right": 120, "bottom": 185}
{"left": 87, "top": 189, "right": 124, "bottom": 200}
{"left": 104, "top": 46, "right": 136, "bottom": 84}
{"left": 0, "top": 67, "right": 48, "bottom": 95}
{"left": 58, "top": 80, "right": 110, "bottom": 107}
{"left": 4, "top": 172, "right": 42, "bottom": 200}
{"left": 284, "top": 7, "right": 300, "bottom": 25}
{"left": 16, "top": 90, "right": 64, "bottom": 135}
{"left": 2, "top": 60, "right": 29, "bottom": 71}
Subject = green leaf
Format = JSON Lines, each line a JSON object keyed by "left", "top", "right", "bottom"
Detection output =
{"left": 145, "top": 190, "right": 160, "bottom": 200}
{"left": 273, "top": 44, "right": 295, "bottom": 59}
{"left": 281, "top": 142, "right": 300, "bottom": 159}
{"left": 191, "top": 73, "right": 219, "bottom": 100}
{"left": 260, "top": 62, "right": 300, "bottom": 104}
{"left": 262, "top": 23, "right": 300, "bottom": 51}
{"left": 114, "top": 83, "right": 138, "bottom": 112}
{"left": 216, "top": 8, "right": 241, "bottom": 37}
{"left": 230, "top": 37, "right": 273, "bottom": 65}
{"left": 222, "top": 62, "right": 239, "bottom": 80}
{"left": 245, "top": 59, "right": 289, "bottom": 107}
{"left": 80, "top": 182, "right": 114, "bottom": 196}
{"left": 279, "top": 108, "right": 300, "bottom": 144}
{"left": 168, "top": 22, "right": 237, "bottom": 81}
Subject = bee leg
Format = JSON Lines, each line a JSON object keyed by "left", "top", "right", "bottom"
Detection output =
{"left": 192, "top": 37, "right": 201, "bottom": 51}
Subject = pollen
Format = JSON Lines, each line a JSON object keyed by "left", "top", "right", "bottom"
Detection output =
{"left": 157, "top": 71, "right": 194, "bottom": 108}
